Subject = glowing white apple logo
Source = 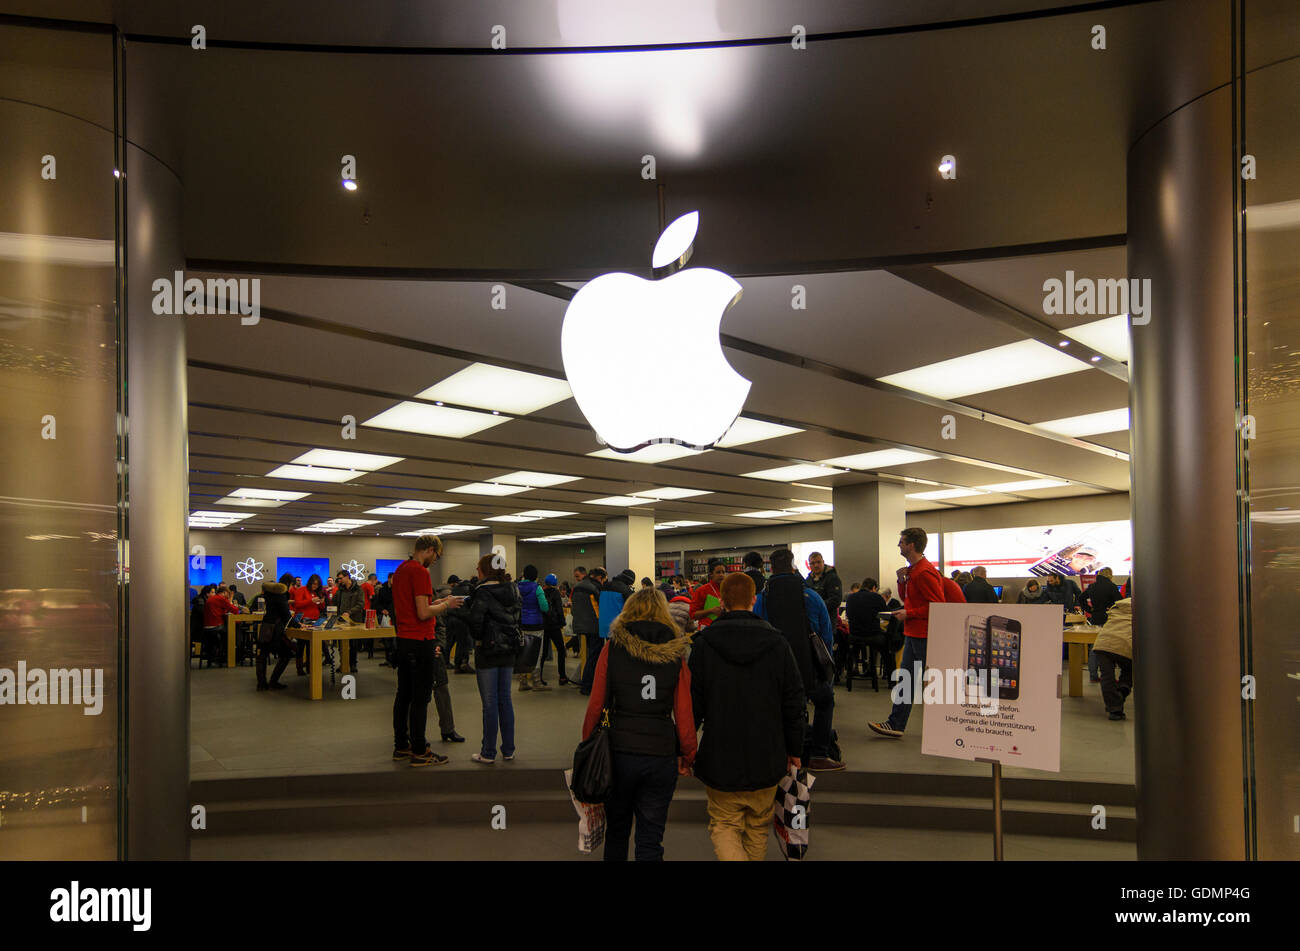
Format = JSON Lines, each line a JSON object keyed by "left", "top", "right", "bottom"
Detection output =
{"left": 561, "top": 211, "right": 749, "bottom": 451}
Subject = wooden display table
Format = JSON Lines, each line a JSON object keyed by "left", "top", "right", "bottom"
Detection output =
{"left": 226, "top": 612, "right": 265, "bottom": 668}
{"left": 288, "top": 622, "right": 376, "bottom": 700}
{"left": 1064, "top": 625, "right": 1101, "bottom": 698}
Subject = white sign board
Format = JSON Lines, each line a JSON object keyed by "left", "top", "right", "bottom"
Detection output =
{"left": 919, "top": 604, "right": 1063, "bottom": 772}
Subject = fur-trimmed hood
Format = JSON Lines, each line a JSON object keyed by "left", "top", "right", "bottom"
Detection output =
{"left": 262, "top": 581, "right": 287, "bottom": 595}
{"left": 609, "top": 618, "right": 690, "bottom": 664}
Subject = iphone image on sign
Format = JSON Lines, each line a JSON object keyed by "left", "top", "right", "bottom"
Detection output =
{"left": 988, "top": 615, "right": 1022, "bottom": 701}
{"left": 964, "top": 615, "right": 989, "bottom": 706}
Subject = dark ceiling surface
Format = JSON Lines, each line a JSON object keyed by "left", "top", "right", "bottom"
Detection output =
{"left": 115, "top": 0, "right": 1229, "bottom": 276}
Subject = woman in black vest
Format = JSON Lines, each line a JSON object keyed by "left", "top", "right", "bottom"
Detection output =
{"left": 580, "top": 587, "right": 697, "bottom": 861}
{"left": 256, "top": 573, "right": 296, "bottom": 690}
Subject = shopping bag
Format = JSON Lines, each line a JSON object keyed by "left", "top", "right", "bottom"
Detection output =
{"left": 563, "top": 768, "right": 606, "bottom": 854}
{"left": 772, "top": 766, "right": 816, "bottom": 860}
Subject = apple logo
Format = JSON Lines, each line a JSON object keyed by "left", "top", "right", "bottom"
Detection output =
{"left": 561, "top": 211, "right": 749, "bottom": 452}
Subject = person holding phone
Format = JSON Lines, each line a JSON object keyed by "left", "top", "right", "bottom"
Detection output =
{"left": 868, "top": 527, "right": 945, "bottom": 739}
{"left": 390, "top": 535, "right": 464, "bottom": 767}
{"left": 688, "top": 559, "right": 728, "bottom": 630}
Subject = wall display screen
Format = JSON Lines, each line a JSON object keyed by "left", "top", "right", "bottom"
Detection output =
{"left": 375, "top": 558, "right": 405, "bottom": 582}
{"left": 188, "top": 555, "right": 223, "bottom": 587}
{"left": 790, "top": 540, "right": 834, "bottom": 574}
{"left": 276, "top": 556, "right": 330, "bottom": 583}
{"left": 945, "top": 520, "right": 1131, "bottom": 578}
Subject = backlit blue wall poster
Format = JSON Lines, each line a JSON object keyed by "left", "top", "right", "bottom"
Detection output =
{"left": 188, "top": 555, "right": 222, "bottom": 587}
{"left": 375, "top": 558, "right": 405, "bottom": 582}
{"left": 276, "top": 556, "right": 330, "bottom": 583}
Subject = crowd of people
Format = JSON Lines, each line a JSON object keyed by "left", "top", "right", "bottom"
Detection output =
{"left": 192, "top": 529, "right": 1134, "bottom": 860}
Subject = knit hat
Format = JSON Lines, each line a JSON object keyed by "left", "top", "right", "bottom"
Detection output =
{"left": 618, "top": 568, "right": 636, "bottom": 584}
{"left": 544, "top": 573, "right": 558, "bottom": 586}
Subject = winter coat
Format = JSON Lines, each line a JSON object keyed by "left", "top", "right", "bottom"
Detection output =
{"left": 688, "top": 610, "right": 806, "bottom": 792}
{"left": 805, "top": 565, "right": 844, "bottom": 617}
{"left": 755, "top": 571, "right": 833, "bottom": 692}
{"left": 963, "top": 576, "right": 1000, "bottom": 604}
{"left": 336, "top": 583, "right": 365, "bottom": 623}
{"left": 570, "top": 577, "right": 601, "bottom": 636}
{"left": 260, "top": 581, "right": 294, "bottom": 655}
{"left": 1081, "top": 576, "right": 1122, "bottom": 627}
{"left": 469, "top": 580, "right": 523, "bottom": 669}
{"left": 541, "top": 583, "right": 566, "bottom": 631}
{"left": 518, "top": 578, "right": 548, "bottom": 629}
{"left": 667, "top": 596, "right": 695, "bottom": 635}
{"left": 597, "top": 577, "right": 633, "bottom": 638}
{"left": 582, "top": 618, "right": 696, "bottom": 760}
{"left": 1092, "top": 598, "right": 1133, "bottom": 659}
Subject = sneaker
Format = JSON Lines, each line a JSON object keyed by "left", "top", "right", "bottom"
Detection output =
{"left": 807, "top": 757, "right": 846, "bottom": 771}
{"left": 868, "top": 720, "right": 903, "bottom": 738}
{"left": 470, "top": 753, "right": 495, "bottom": 766}
{"left": 503, "top": 752, "right": 515, "bottom": 761}
{"left": 1108, "top": 710, "right": 1125, "bottom": 721}
{"left": 393, "top": 745, "right": 412, "bottom": 760}
{"left": 519, "top": 677, "right": 532, "bottom": 691}
{"left": 410, "top": 746, "right": 450, "bottom": 767}
{"left": 532, "top": 680, "right": 552, "bottom": 691}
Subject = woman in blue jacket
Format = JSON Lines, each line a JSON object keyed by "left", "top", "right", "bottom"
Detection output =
{"left": 516, "top": 564, "right": 550, "bottom": 691}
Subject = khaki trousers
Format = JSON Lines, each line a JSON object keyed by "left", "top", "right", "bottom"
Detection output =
{"left": 705, "top": 784, "right": 778, "bottom": 861}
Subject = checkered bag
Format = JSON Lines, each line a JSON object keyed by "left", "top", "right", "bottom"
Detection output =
{"left": 772, "top": 765, "right": 817, "bottom": 861}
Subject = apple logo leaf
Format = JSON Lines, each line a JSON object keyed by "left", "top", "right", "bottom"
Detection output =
{"left": 651, "top": 211, "right": 699, "bottom": 272}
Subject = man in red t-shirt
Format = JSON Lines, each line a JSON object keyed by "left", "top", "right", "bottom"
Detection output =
{"left": 201, "top": 583, "right": 242, "bottom": 666}
{"left": 362, "top": 573, "right": 376, "bottom": 611}
{"left": 869, "top": 527, "right": 945, "bottom": 738}
{"left": 391, "top": 535, "right": 464, "bottom": 767}
{"left": 689, "top": 559, "right": 727, "bottom": 630}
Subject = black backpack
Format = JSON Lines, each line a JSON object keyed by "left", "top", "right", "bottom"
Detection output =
{"left": 481, "top": 583, "right": 524, "bottom": 656}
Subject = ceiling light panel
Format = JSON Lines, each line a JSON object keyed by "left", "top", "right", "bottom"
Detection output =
{"left": 485, "top": 510, "right": 576, "bottom": 523}
{"left": 448, "top": 483, "right": 532, "bottom": 496}
{"left": 1036, "top": 408, "right": 1130, "bottom": 437}
{"left": 878, "top": 339, "right": 1092, "bottom": 399}
{"left": 291, "top": 449, "right": 403, "bottom": 470}
{"left": 738, "top": 510, "right": 792, "bottom": 519}
{"left": 492, "top": 471, "right": 581, "bottom": 487}
{"left": 1062, "top": 315, "right": 1131, "bottom": 362}
{"left": 714, "top": 417, "right": 804, "bottom": 447}
{"left": 585, "top": 496, "right": 650, "bottom": 506}
{"left": 228, "top": 488, "right": 309, "bottom": 502}
{"left": 819, "top": 449, "right": 937, "bottom": 470}
{"left": 789, "top": 503, "right": 833, "bottom": 514}
{"left": 654, "top": 520, "right": 713, "bottom": 529}
{"left": 265, "top": 464, "right": 360, "bottom": 483}
{"left": 741, "top": 464, "right": 839, "bottom": 482}
{"left": 417, "top": 364, "right": 572, "bottom": 415}
{"left": 631, "top": 487, "right": 711, "bottom": 500}
{"left": 397, "top": 524, "right": 488, "bottom": 536}
{"left": 905, "top": 488, "right": 985, "bottom": 501}
{"left": 362, "top": 402, "right": 506, "bottom": 438}
{"left": 975, "top": 479, "right": 1069, "bottom": 493}
{"left": 365, "top": 500, "right": 460, "bottom": 515}
{"left": 214, "top": 497, "right": 289, "bottom": 508}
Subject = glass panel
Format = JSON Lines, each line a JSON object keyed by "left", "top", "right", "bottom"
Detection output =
{"left": 1242, "top": 0, "right": 1300, "bottom": 861}
{"left": 0, "top": 23, "right": 120, "bottom": 859}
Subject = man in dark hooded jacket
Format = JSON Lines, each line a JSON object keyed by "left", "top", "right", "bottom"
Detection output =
{"left": 689, "top": 572, "right": 805, "bottom": 861}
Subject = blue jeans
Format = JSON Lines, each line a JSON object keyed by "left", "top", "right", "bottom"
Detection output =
{"left": 475, "top": 665, "right": 515, "bottom": 759}
{"left": 887, "top": 636, "right": 928, "bottom": 732}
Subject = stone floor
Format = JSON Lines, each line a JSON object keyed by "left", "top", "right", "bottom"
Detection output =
{"left": 191, "top": 650, "right": 1135, "bottom": 784}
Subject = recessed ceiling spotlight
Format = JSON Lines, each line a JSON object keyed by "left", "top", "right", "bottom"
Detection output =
{"left": 938, "top": 157, "right": 955, "bottom": 174}
{"left": 1058, "top": 340, "right": 1070, "bottom": 347}
{"left": 342, "top": 179, "right": 358, "bottom": 191}
{"left": 1090, "top": 355, "right": 1102, "bottom": 362}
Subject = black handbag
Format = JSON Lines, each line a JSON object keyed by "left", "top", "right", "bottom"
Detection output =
{"left": 809, "top": 629, "right": 834, "bottom": 679}
{"left": 570, "top": 675, "right": 615, "bottom": 804}
{"left": 513, "top": 633, "right": 542, "bottom": 672}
